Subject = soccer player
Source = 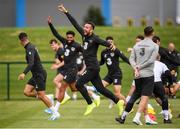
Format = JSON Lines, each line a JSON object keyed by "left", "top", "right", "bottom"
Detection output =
{"left": 153, "top": 54, "right": 173, "bottom": 123}
{"left": 116, "top": 26, "right": 159, "bottom": 125}
{"left": 18, "top": 32, "right": 60, "bottom": 120}
{"left": 167, "top": 42, "right": 180, "bottom": 97}
{"left": 126, "top": 35, "right": 144, "bottom": 103}
{"left": 47, "top": 16, "right": 84, "bottom": 119}
{"left": 71, "top": 52, "right": 85, "bottom": 100}
{"left": 44, "top": 39, "right": 70, "bottom": 114}
{"left": 58, "top": 4, "right": 124, "bottom": 116}
{"left": 152, "top": 36, "right": 180, "bottom": 71}
{"left": 152, "top": 36, "right": 180, "bottom": 96}
{"left": 99, "top": 36, "right": 130, "bottom": 107}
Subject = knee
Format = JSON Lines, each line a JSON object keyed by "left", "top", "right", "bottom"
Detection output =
{"left": 114, "top": 91, "right": 120, "bottom": 98}
{"left": 23, "top": 90, "right": 30, "bottom": 97}
{"left": 53, "top": 78, "right": 58, "bottom": 85}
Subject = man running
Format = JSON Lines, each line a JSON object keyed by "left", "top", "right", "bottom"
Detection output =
{"left": 44, "top": 39, "right": 70, "bottom": 114}
{"left": 100, "top": 36, "right": 130, "bottom": 107}
{"left": 18, "top": 32, "right": 60, "bottom": 120}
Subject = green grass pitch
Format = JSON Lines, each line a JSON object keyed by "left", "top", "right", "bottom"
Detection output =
{"left": 0, "top": 26, "right": 180, "bottom": 128}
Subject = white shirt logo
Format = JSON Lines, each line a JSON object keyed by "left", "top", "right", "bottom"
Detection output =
{"left": 71, "top": 47, "right": 75, "bottom": 51}
{"left": 110, "top": 53, "right": 114, "bottom": 57}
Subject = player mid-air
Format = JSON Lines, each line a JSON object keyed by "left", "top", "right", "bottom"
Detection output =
{"left": 58, "top": 4, "right": 124, "bottom": 116}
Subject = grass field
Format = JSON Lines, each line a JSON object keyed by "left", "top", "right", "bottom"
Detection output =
{"left": 0, "top": 99, "right": 180, "bottom": 128}
{"left": 0, "top": 26, "right": 180, "bottom": 128}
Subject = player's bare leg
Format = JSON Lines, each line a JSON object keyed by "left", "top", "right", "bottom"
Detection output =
{"left": 24, "top": 84, "right": 37, "bottom": 97}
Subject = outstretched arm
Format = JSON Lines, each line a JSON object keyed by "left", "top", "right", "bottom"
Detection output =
{"left": 58, "top": 4, "right": 84, "bottom": 36}
{"left": 47, "top": 16, "right": 66, "bottom": 45}
{"left": 117, "top": 49, "right": 130, "bottom": 65}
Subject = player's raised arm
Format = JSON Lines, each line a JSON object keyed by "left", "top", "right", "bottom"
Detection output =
{"left": 58, "top": 4, "right": 84, "bottom": 36}
{"left": 47, "top": 16, "right": 66, "bottom": 45}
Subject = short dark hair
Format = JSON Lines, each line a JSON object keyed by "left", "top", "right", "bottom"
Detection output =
{"left": 66, "top": 30, "right": 75, "bottom": 36}
{"left": 49, "top": 39, "right": 58, "bottom": 44}
{"left": 106, "top": 36, "right": 113, "bottom": 41}
{"left": 152, "top": 36, "right": 160, "bottom": 43}
{"left": 144, "top": 26, "right": 154, "bottom": 36}
{"left": 18, "top": 32, "right": 28, "bottom": 40}
{"left": 136, "top": 35, "right": 144, "bottom": 40}
{"left": 86, "top": 21, "right": 95, "bottom": 30}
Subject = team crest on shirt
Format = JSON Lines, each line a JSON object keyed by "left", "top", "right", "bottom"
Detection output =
{"left": 28, "top": 51, "right": 32, "bottom": 55}
{"left": 71, "top": 47, "right": 75, "bottom": 51}
{"left": 88, "top": 40, "right": 93, "bottom": 43}
{"left": 110, "top": 52, "right": 114, "bottom": 57}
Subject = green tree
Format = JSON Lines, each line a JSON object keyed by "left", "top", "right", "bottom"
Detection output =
{"left": 84, "top": 6, "right": 105, "bottom": 26}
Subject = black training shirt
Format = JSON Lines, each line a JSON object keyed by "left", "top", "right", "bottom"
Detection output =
{"left": 23, "top": 43, "right": 44, "bottom": 75}
{"left": 65, "top": 12, "right": 112, "bottom": 70}
{"left": 100, "top": 48, "right": 130, "bottom": 75}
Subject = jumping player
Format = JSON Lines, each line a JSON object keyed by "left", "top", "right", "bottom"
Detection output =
{"left": 58, "top": 4, "right": 124, "bottom": 116}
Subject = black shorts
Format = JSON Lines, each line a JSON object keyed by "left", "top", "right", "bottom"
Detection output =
{"left": 161, "top": 73, "right": 170, "bottom": 86}
{"left": 103, "top": 73, "right": 122, "bottom": 85}
{"left": 27, "top": 70, "right": 47, "bottom": 91}
{"left": 61, "top": 67, "right": 77, "bottom": 84}
{"left": 134, "top": 76, "right": 154, "bottom": 96}
{"left": 153, "top": 81, "right": 165, "bottom": 98}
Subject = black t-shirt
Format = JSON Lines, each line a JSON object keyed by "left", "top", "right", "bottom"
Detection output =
{"left": 23, "top": 43, "right": 44, "bottom": 75}
{"left": 65, "top": 12, "right": 112, "bottom": 70}
{"left": 63, "top": 42, "right": 83, "bottom": 69}
{"left": 48, "top": 23, "right": 83, "bottom": 69}
{"left": 100, "top": 48, "right": 130, "bottom": 75}
{"left": 55, "top": 47, "right": 64, "bottom": 72}
{"left": 159, "top": 47, "right": 180, "bottom": 71}
{"left": 167, "top": 50, "right": 180, "bottom": 72}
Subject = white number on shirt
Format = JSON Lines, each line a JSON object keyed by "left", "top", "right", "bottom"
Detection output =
{"left": 107, "top": 58, "right": 112, "bottom": 65}
{"left": 64, "top": 49, "right": 70, "bottom": 56}
{"left": 83, "top": 42, "right": 88, "bottom": 50}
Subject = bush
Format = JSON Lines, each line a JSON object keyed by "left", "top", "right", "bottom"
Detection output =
{"left": 84, "top": 6, "right": 105, "bottom": 26}
{"left": 140, "top": 17, "right": 147, "bottom": 26}
{"left": 166, "top": 18, "right": 174, "bottom": 26}
{"left": 127, "top": 17, "right": 134, "bottom": 27}
{"left": 154, "top": 18, "right": 160, "bottom": 26}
